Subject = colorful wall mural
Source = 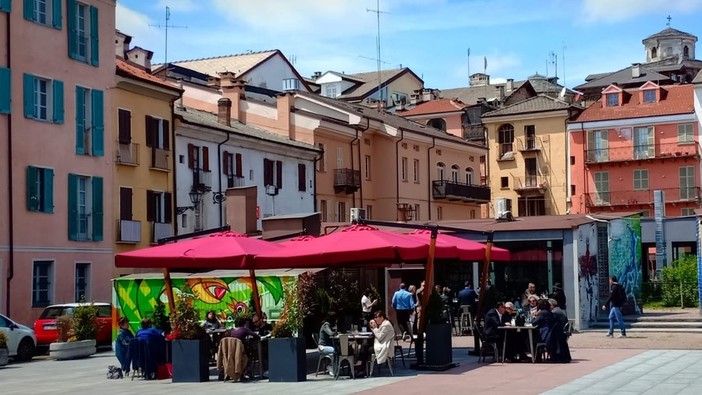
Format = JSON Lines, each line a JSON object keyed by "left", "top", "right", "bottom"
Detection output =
{"left": 112, "top": 274, "right": 293, "bottom": 334}
{"left": 609, "top": 216, "right": 642, "bottom": 314}
{"left": 577, "top": 223, "right": 599, "bottom": 323}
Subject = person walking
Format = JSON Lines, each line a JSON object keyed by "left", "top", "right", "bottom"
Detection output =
{"left": 602, "top": 275, "right": 627, "bottom": 338}
{"left": 391, "top": 283, "right": 416, "bottom": 340}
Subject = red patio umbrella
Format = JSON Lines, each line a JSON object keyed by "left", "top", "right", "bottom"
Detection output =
{"left": 404, "top": 229, "right": 511, "bottom": 261}
{"left": 254, "top": 224, "right": 429, "bottom": 268}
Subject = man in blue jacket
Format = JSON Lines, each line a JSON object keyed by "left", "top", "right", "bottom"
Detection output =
{"left": 392, "top": 283, "right": 416, "bottom": 339}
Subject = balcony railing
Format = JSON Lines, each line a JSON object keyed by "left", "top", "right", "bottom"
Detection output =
{"left": 517, "top": 136, "right": 542, "bottom": 152}
{"left": 334, "top": 168, "right": 361, "bottom": 194}
{"left": 432, "top": 180, "right": 491, "bottom": 202}
{"left": 151, "top": 147, "right": 170, "bottom": 170}
{"left": 496, "top": 143, "right": 515, "bottom": 161}
{"left": 513, "top": 175, "right": 548, "bottom": 193}
{"left": 117, "top": 219, "right": 141, "bottom": 243}
{"left": 585, "top": 143, "right": 699, "bottom": 164}
{"left": 585, "top": 187, "right": 701, "bottom": 208}
{"left": 117, "top": 143, "right": 139, "bottom": 166}
{"left": 227, "top": 175, "right": 245, "bottom": 189}
{"left": 152, "top": 222, "right": 173, "bottom": 244}
{"left": 193, "top": 168, "right": 212, "bottom": 191}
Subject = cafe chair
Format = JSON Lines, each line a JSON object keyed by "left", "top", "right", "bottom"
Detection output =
{"left": 459, "top": 305, "right": 473, "bottom": 336}
{"left": 535, "top": 342, "right": 548, "bottom": 362}
{"left": 312, "top": 333, "right": 334, "bottom": 377}
{"left": 334, "top": 334, "right": 355, "bottom": 380}
{"left": 564, "top": 321, "right": 573, "bottom": 339}
{"left": 393, "top": 334, "right": 406, "bottom": 367}
{"left": 406, "top": 333, "right": 420, "bottom": 359}
{"left": 368, "top": 353, "right": 394, "bottom": 377}
{"left": 473, "top": 322, "right": 498, "bottom": 363}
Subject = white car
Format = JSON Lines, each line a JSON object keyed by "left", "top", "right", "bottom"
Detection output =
{"left": 0, "top": 313, "right": 36, "bottom": 361}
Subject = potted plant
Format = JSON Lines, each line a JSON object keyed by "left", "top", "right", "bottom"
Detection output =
{"left": 0, "top": 332, "right": 9, "bottom": 367}
{"left": 268, "top": 280, "right": 306, "bottom": 382}
{"left": 152, "top": 299, "right": 171, "bottom": 334}
{"left": 170, "top": 293, "right": 209, "bottom": 382}
{"left": 424, "top": 290, "right": 453, "bottom": 367}
{"left": 49, "top": 303, "right": 99, "bottom": 360}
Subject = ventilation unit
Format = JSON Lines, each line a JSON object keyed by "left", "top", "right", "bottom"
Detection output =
{"left": 350, "top": 207, "right": 367, "bottom": 223}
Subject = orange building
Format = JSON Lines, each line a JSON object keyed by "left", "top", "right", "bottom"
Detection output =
{"left": 568, "top": 83, "right": 699, "bottom": 216}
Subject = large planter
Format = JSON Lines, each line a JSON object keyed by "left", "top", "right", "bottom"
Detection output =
{"left": 172, "top": 339, "right": 209, "bottom": 382}
{"left": 0, "top": 348, "right": 8, "bottom": 366}
{"left": 49, "top": 339, "right": 96, "bottom": 360}
{"left": 425, "top": 323, "right": 452, "bottom": 366}
{"left": 268, "top": 337, "right": 306, "bottom": 382}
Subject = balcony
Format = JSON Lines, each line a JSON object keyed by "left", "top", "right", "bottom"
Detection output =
{"left": 334, "top": 168, "right": 361, "bottom": 194}
{"left": 227, "top": 175, "right": 245, "bottom": 188}
{"left": 585, "top": 143, "right": 699, "bottom": 164}
{"left": 585, "top": 187, "right": 701, "bottom": 208}
{"left": 193, "top": 168, "right": 212, "bottom": 191}
{"left": 151, "top": 147, "right": 170, "bottom": 171}
{"left": 117, "top": 219, "right": 141, "bottom": 243}
{"left": 513, "top": 175, "right": 547, "bottom": 194}
{"left": 116, "top": 143, "right": 139, "bottom": 166}
{"left": 517, "top": 136, "right": 542, "bottom": 152}
{"left": 496, "top": 143, "right": 515, "bottom": 161}
{"left": 152, "top": 222, "right": 173, "bottom": 244}
{"left": 432, "top": 180, "right": 490, "bottom": 202}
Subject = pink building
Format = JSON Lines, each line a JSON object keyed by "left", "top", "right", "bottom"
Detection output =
{"left": 568, "top": 83, "right": 699, "bottom": 216}
{"left": 0, "top": 1, "right": 116, "bottom": 325}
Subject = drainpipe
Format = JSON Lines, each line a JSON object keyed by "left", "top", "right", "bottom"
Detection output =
{"left": 395, "top": 128, "right": 405, "bottom": 221}
{"left": 216, "top": 131, "right": 230, "bottom": 227}
{"left": 427, "top": 136, "right": 436, "bottom": 220}
{"left": 350, "top": 128, "right": 359, "bottom": 208}
{"left": 312, "top": 147, "right": 324, "bottom": 213}
{"left": 355, "top": 118, "right": 370, "bottom": 208}
{"left": 5, "top": 9, "right": 13, "bottom": 315}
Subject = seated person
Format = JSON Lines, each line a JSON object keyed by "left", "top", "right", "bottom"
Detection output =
{"left": 230, "top": 317, "right": 259, "bottom": 342}
{"left": 369, "top": 310, "right": 394, "bottom": 366}
{"left": 135, "top": 318, "right": 167, "bottom": 377}
{"left": 483, "top": 302, "right": 506, "bottom": 343}
{"left": 531, "top": 299, "right": 556, "bottom": 345}
{"left": 526, "top": 295, "right": 539, "bottom": 319}
{"left": 251, "top": 313, "right": 273, "bottom": 336}
{"left": 202, "top": 310, "right": 222, "bottom": 331}
{"left": 548, "top": 298, "right": 568, "bottom": 327}
{"left": 136, "top": 318, "right": 164, "bottom": 341}
{"left": 318, "top": 312, "right": 338, "bottom": 373}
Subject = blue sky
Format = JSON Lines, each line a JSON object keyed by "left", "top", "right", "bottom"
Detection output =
{"left": 116, "top": 0, "right": 702, "bottom": 90}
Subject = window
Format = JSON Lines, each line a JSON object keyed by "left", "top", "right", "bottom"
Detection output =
{"left": 32, "top": 260, "right": 53, "bottom": 307}
{"left": 336, "top": 147, "right": 344, "bottom": 169}
{"left": 524, "top": 125, "right": 536, "bottom": 149}
{"left": 145, "top": 115, "right": 169, "bottom": 149}
{"left": 298, "top": 163, "right": 306, "bottom": 192}
{"left": 436, "top": 162, "right": 445, "bottom": 181}
{"left": 68, "top": 1, "right": 99, "bottom": 66}
{"left": 68, "top": 174, "right": 103, "bottom": 241}
{"left": 337, "top": 201, "right": 346, "bottom": 222}
{"left": 27, "top": 166, "right": 54, "bottom": 213}
{"left": 633, "top": 127, "right": 654, "bottom": 159}
{"left": 678, "top": 124, "right": 694, "bottom": 144}
{"left": 317, "top": 143, "right": 326, "bottom": 172}
{"left": 320, "top": 199, "right": 328, "bottom": 222}
{"left": 365, "top": 155, "right": 372, "bottom": 180}
{"left": 324, "top": 85, "right": 337, "bottom": 98}
{"left": 401, "top": 157, "right": 408, "bottom": 182}
{"left": 642, "top": 89, "right": 656, "bottom": 103}
{"left": 366, "top": 205, "right": 373, "bottom": 220}
{"left": 651, "top": 47, "right": 657, "bottom": 58}
{"left": 570, "top": 156, "right": 575, "bottom": 165}
{"left": 606, "top": 93, "right": 619, "bottom": 107}
{"left": 680, "top": 166, "right": 695, "bottom": 200}
{"left": 188, "top": 144, "right": 209, "bottom": 172}
{"left": 594, "top": 171, "right": 610, "bottom": 205}
{"left": 75, "top": 263, "right": 90, "bottom": 302}
{"left": 684, "top": 45, "right": 689, "bottom": 58}
{"left": 681, "top": 207, "right": 695, "bottom": 216}
{"left": 498, "top": 124, "right": 514, "bottom": 156}
{"left": 24, "top": 0, "right": 62, "bottom": 28}
{"left": 75, "top": 86, "right": 104, "bottom": 156}
{"left": 465, "top": 167, "right": 474, "bottom": 185}
{"left": 147, "top": 190, "right": 172, "bottom": 224}
{"left": 414, "top": 204, "right": 420, "bottom": 221}
{"left": 23, "top": 74, "right": 63, "bottom": 123}
{"left": 570, "top": 185, "right": 576, "bottom": 195}
{"left": 587, "top": 130, "right": 609, "bottom": 162}
{"left": 264, "top": 158, "right": 283, "bottom": 189}
{"left": 427, "top": 118, "right": 446, "bottom": 131}
{"left": 470, "top": 210, "right": 476, "bottom": 219}
{"left": 633, "top": 169, "right": 649, "bottom": 190}
{"left": 500, "top": 177, "right": 508, "bottom": 188}
{"left": 413, "top": 159, "right": 420, "bottom": 183}
{"left": 0, "top": 67, "right": 9, "bottom": 114}
{"left": 118, "top": 108, "right": 131, "bottom": 144}
{"left": 119, "top": 187, "right": 132, "bottom": 220}
{"left": 450, "top": 165, "right": 459, "bottom": 183}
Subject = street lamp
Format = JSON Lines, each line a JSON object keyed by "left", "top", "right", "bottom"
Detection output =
{"left": 177, "top": 190, "right": 203, "bottom": 215}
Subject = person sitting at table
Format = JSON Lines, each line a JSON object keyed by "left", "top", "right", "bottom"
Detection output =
{"left": 230, "top": 317, "right": 259, "bottom": 341}
{"left": 369, "top": 310, "right": 394, "bottom": 366}
{"left": 521, "top": 282, "right": 538, "bottom": 307}
{"left": 531, "top": 299, "right": 556, "bottom": 361}
{"left": 526, "top": 295, "right": 539, "bottom": 318}
{"left": 251, "top": 313, "right": 273, "bottom": 336}
{"left": 548, "top": 298, "right": 568, "bottom": 327}
{"left": 135, "top": 318, "right": 167, "bottom": 378}
{"left": 203, "top": 310, "right": 222, "bottom": 331}
{"left": 317, "top": 312, "right": 339, "bottom": 374}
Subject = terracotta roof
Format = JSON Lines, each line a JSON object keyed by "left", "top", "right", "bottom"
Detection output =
{"left": 167, "top": 50, "right": 278, "bottom": 78}
{"left": 571, "top": 84, "right": 694, "bottom": 123}
{"left": 337, "top": 68, "right": 423, "bottom": 100}
{"left": 574, "top": 65, "right": 670, "bottom": 91}
{"left": 644, "top": 27, "right": 697, "bottom": 41}
{"left": 398, "top": 99, "right": 467, "bottom": 116}
{"left": 440, "top": 84, "right": 505, "bottom": 105}
{"left": 116, "top": 58, "right": 181, "bottom": 91}
{"left": 482, "top": 95, "right": 577, "bottom": 117}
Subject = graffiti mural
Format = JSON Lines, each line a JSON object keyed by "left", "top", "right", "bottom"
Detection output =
{"left": 577, "top": 223, "right": 598, "bottom": 323}
{"left": 112, "top": 274, "right": 292, "bottom": 333}
{"left": 609, "top": 216, "right": 642, "bottom": 314}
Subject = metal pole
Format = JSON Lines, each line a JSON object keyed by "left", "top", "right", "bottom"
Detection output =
{"left": 250, "top": 268, "right": 263, "bottom": 318}
{"left": 472, "top": 233, "right": 494, "bottom": 354}
{"left": 162, "top": 268, "right": 176, "bottom": 317}
{"left": 415, "top": 225, "right": 437, "bottom": 365}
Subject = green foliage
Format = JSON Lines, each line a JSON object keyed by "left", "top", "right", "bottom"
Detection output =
{"left": 660, "top": 255, "right": 699, "bottom": 308}
{"left": 272, "top": 280, "right": 302, "bottom": 338}
{"left": 325, "top": 269, "right": 360, "bottom": 316}
{"left": 171, "top": 294, "right": 207, "bottom": 340}
{"left": 152, "top": 299, "right": 171, "bottom": 334}
{"left": 72, "top": 302, "right": 99, "bottom": 341}
{"left": 640, "top": 280, "right": 662, "bottom": 304}
{"left": 426, "top": 291, "right": 444, "bottom": 324}
{"left": 233, "top": 309, "right": 253, "bottom": 324}
{"left": 0, "top": 331, "right": 8, "bottom": 349}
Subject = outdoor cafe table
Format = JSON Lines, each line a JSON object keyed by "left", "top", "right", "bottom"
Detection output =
{"left": 498, "top": 325, "right": 539, "bottom": 363}
{"left": 332, "top": 332, "right": 374, "bottom": 356}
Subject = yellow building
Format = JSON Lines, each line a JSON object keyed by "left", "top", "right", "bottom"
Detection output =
{"left": 483, "top": 95, "right": 582, "bottom": 217}
{"left": 113, "top": 36, "right": 182, "bottom": 267}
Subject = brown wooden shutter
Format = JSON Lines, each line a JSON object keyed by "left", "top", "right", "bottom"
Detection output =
{"left": 162, "top": 120, "right": 170, "bottom": 149}
{"left": 187, "top": 144, "right": 195, "bottom": 169}
{"left": 276, "top": 160, "right": 283, "bottom": 188}
{"left": 298, "top": 164, "right": 306, "bottom": 192}
{"left": 263, "top": 159, "right": 273, "bottom": 186}
{"left": 145, "top": 115, "right": 154, "bottom": 147}
{"left": 235, "top": 153, "right": 243, "bottom": 177}
{"left": 146, "top": 190, "right": 155, "bottom": 221}
{"left": 223, "top": 152, "right": 230, "bottom": 175}
{"left": 118, "top": 109, "right": 131, "bottom": 144}
{"left": 164, "top": 192, "right": 172, "bottom": 223}
{"left": 202, "top": 146, "right": 210, "bottom": 171}
{"left": 119, "top": 187, "right": 132, "bottom": 220}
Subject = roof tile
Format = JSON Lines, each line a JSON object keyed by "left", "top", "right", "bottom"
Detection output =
{"left": 398, "top": 99, "right": 467, "bottom": 116}
{"left": 116, "top": 59, "right": 181, "bottom": 91}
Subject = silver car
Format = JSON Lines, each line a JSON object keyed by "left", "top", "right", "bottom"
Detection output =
{"left": 0, "top": 313, "right": 37, "bottom": 362}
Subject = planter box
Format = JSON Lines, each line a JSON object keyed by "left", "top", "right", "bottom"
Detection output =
{"left": 49, "top": 339, "right": 96, "bottom": 360}
{"left": 268, "top": 337, "right": 306, "bottom": 382}
{"left": 0, "top": 348, "right": 8, "bottom": 367}
{"left": 426, "top": 323, "right": 452, "bottom": 366}
{"left": 172, "top": 339, "right": 209, "bottom": 382}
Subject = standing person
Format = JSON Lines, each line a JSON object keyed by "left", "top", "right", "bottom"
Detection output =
{"left": 602, "top": 275, "right": 627, "bottom": 338}
{"left": 521, "top": 282, "right": 537, "bottom": 307}
{"left": 361, "top": 289, "right": 378, "bottom": 325}
{"left": 115, "top": 317, "right": 134, "bottom": 377}
{"left": 391, "top": 283, "right": 416, "bottom": 340}
{"left": 550, "top": 283, "right": 567, "bottom": 312}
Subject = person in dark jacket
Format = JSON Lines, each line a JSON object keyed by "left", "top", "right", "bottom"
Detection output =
{"left": 531, "top": 299, "right": 556, "bottom": 345}
{"left": 549, "top": 283, "right": 567, "bottom": 312}
{"left": 602, "top": 275, "right": 627, "bottom": 337}
{"left": 115, "top": 317, "right": 134, "bottom": 376}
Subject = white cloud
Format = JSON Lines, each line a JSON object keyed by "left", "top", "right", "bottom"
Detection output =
{"left": 116, "top": 3, "right": 152, "bottom": 39}
{"left": 581, "top": 0, "right": 702, "bottom": 22}
{"left": 157, "top": 0, "right": 195, "bottom": 12}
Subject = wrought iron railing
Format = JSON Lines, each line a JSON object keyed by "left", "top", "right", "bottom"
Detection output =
{"left": 585, "top": 143, "right": 699, "bottom": 164}
{"left": 432, "top": 180, "right": 490, "bottom": 202}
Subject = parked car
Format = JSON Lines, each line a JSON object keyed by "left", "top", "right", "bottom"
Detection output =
{"left": 33, "top": 303, "right": 113, "bottom": 350}
{"left": 0, "top": 313, "right": 37, "bottom": 361}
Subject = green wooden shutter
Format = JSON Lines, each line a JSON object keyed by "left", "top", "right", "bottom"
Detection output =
{"left": 66, "top": 0, "right": 77, "bottom": 59}
{"left": 89, "top": 5, "right": 99, "bottom": 67}
{"left": 67, "top": 173, "right": 78, "bottom": 240}
{"left": 52, "top": 0, "right": 62, "bottom": 29}
{"left": 0, "top": 67, "right": 10, "bottom": 114}
{"left": 23, "top": 0, "right": 34, "bottom": 20}
{"left": 23, "top": 73, "right": 35, "bottom": 118}
{"left": 0, "top": 0, "right": 11, "bottom": 13}
{"left": 52, "top": 79, "right": 64, "bottom": 124}
{"left": 91, "top": 176, "right": 103, "bottom": 241}
{"left": 26, "top": 166, "right": 38, "bottom": 211}
{"left": 91, "top": 89, "right": 104, "bottom": 156}
{"left": 75, "top": 86, "right": 85, "bottom": 154}
{"left": 44, "top": 168, "right": 54, "bottom": 213}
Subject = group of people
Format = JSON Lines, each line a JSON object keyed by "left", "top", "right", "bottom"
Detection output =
{"left": 114, "top": 317, "right": 168, "bottom": 378}
{"left": 390, "top": 281, "right": 465, "bottom": 339}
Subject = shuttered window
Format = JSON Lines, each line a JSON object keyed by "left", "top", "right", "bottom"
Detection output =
{"left": 23, "top": 74, "right": 64, "bottom": 123}
{"left": 202, "top": 146, "right": 209, "bottom": 171}
{"left": 0, "top": 67, "right": 10, "bottom": 114}
{"left": 119, "top": 187, "right": 132, "bottom": 220}
{"left": 298, "top": 164, "right": 306, "bottom": 192}
{"left": 23, "top": 0, "right": 61, "bottom": 28}
{"left": 0, "top": 0, "right": 11, "bottom": 13}
{"left": 75, "top": 86, "right": 103, "bottom": 155}
{"left": 118, "top": 109, "right": 131, "bottom": 144}
{"left": 235, "top": 153, "right": 243, "bottom": 177}
{"left": 146, "top": 190, "right": 172, "bottom": 223}
{"left": 26, "top": 166, "right": 54, "bottom": 213}
{"left": 67, "top": 174, "right": 102, "bottom": 241}
{"left": 67, "top": 1, "right": 99, "bottom": 66}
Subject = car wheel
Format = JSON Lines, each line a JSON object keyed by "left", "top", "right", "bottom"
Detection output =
{"left": 16, "top": 338, "right": 36, "bottom": 362}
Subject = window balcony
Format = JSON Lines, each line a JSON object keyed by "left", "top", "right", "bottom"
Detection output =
{"left": 151, "top": 147, "right": 170, "bottom": 171}
{"left": 585, "top": 143, "right": 699, "bottom": 164}
{"left": 585, "top": 187, "right": 701, "bottom": 208}
{"left": 116, "top": 143, "right": 139, "bottom": 166}
{"left": 117, "top": 219, "right": 141, "bottom": 243}
{"left": 513, "top": 175, "right": 547, "bottom": 194}
{"left": 152, "top": 222, "right": 173, "bottom": 244}
{"left": 432, "top": 180, "right": 490, "bottom": 202}
{"left": 496, "top": 143, "right": 515, "bottom": 161}
{"left": 334, "top": 168, "right": 361, "bottom": 194}
{"left": 193, "top": 168, "right": 212, "bottom": 191}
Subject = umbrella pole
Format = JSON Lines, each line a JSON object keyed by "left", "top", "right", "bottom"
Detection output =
{"left": 249, "top": 268, "right": 262, "bottom": 318}
{"left": 472, "top": 232, "right": 494, "bottom": 355}
{"left": 415, "top": 226, "right": 438, "bottom": 366}
{"left": 162, "top": 268, "right": 176, "bottom": 317}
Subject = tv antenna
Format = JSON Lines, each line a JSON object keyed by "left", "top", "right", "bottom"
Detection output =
{"left": 149, "top": 6, "right": 188, "bottom": 68}
{"left": 367, "top": 0, "right": 390, "bottom": 109}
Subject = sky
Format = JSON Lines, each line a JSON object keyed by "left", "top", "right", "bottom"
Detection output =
{"left": 116, "top": 0, "right": 702, "bottom": 90}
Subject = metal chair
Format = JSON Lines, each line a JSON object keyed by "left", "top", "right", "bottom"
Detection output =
{"left": 368, "top": 353, "right": 394, "bottom": 377}
{"left": 459, "top": 305, "right": 473, "bottom": 335}
{"left": 334, "top": 334, "right": 355, "bottom": 380}
{"left": 473, "top": 322, "right": 498, "bottom": 363}
{"left": 312, "top": 333, "right": 334, "bottom": 376}
{"left": 393, "top": 334, "right": 406, "bottom": 367}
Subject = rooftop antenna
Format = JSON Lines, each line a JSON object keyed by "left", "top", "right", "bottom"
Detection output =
{"left": 367, "top": 0, "right": 390, "bottom": 110}
{"left": 562, "top": 42, "right": 567, "bottom": 88}
{"left": 149, "top": 6, "right": 188, "bottom": 72}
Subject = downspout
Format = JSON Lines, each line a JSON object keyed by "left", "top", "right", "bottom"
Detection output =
{"left": 395, "top": 128, "right": 405, "bottom": 220}
{"left": 312, "top": 147, "right": 324, "bottom": 213}
{"left": 216, "top": 131, "right": 230, "bottom": 227}
{"left": 427, "top": 136, "right": 436, "bottom": 220}
{"left": 580, "top": 121, "right": 586, "bottom": 213}
{"left": 5, "top": 9, "right": 13, "bottom": 315}
{"left": 350, "top": 128, "right": 359, "bottom": 208}
{"left": 170, "top": 86, "right": 182, "bottom": 237}
{"left": 355, "top": 118, "right": 370, "bottom": 208}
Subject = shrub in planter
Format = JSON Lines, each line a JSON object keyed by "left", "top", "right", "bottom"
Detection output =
{"left": 0, "top": 332, "right": 9, "bottom": 366}
{"left": 50, "top": 302, "right": 98, "bottom": 360}
{"left": 152, "top": 300, "right": 171, "bottom": 334}
{"left": 269, "top": 280, "right": 306, "bottom": 382}
{"left": 170, "top": 294, "right": 209, "bottom": 382}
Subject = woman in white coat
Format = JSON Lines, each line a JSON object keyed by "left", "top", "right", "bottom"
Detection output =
{"left": 369, "top": 310, "right": 395, "bottom": 364}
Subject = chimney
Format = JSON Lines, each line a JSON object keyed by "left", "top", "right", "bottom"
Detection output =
{"left": 632, "top": 63, "right": 641, "bottom": 78}
{"left": 276, "top": 92, "right": 294, "bottom": 140}
{"left": 506, "top": 78, "right": 514, "bottom": 92}
{"left": 217, "top": 98, "right": 232, "bottom": 126}
{"left": 219, "top": 72, "right": 245, "bottom": 123}
{"left": 125, "top": 47, "right": 153, "bottom": 71}
{"left": 312, "top": 71, "right": 322, "bottom": 80}
{"left": 422, "top": 89, "right": 432, "bottom": 102}
{"left": 115, "top": 31, "right": 131, "bottom": 58}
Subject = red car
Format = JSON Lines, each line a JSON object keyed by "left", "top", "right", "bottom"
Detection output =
{"left": 33, "top": 303, "right": 113, "bottom": 350}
